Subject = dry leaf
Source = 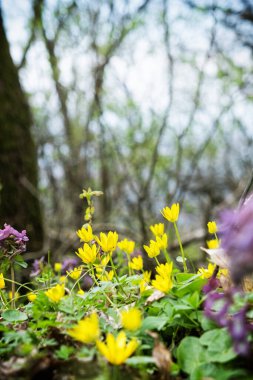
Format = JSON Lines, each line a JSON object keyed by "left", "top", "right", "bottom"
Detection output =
{"left": 149, "top": 332, "right": 173, "bottom": 379}
{"left": 243, "top": 276, "right": 253, "bottom": 292}
{"left": 219, "top": 274, "right": 232, "bottom": 291}
{"left": 201, "top": 247, "right": 230, "bottom": 268}
{"left": 145, "top": 290, "right": 165, "bottom": 305}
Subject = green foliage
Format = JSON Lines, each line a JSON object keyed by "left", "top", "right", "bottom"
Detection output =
{"left": 2, "top": 309, "right": 28, "bottom": 322}
{"left": 0, "top": 191, "right": 252, "bottom": 379}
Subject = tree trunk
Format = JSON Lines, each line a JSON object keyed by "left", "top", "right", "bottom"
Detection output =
{"left": 0, "top": 8, "right": 43, "bottom": 250}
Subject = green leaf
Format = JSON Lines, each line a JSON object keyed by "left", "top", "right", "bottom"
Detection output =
{"left": 199, "top": 329, "right": 237, "bottom": 363}
{"left": 177, "top": 337, "right": 207, "bottom": 374}
{"left": 2, "top": 310, "right": 28, "bottom": 322}
{"left": 175, "top": 278, "right": 206, "bottom": 297}
{"left": 55, "top": 345, "right": 74, "bottom": 360}
{"left": 141, "top": 315, "right": 168, "bottom": 331}
{"left": 185, "top": 292, "right": 200, "bottom": 309}
{"left": 190, "top": 363, "right": 247, "bottom": 380}
{"left": 14, "top": 255, "right": 28, "bottom": 268}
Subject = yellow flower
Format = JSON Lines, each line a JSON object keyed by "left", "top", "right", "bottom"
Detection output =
{"left": 54, "top": 262, "right": 62, "bottom": 272}
{"left": 96, "top": 331, "right": 138, "bottom": 365}
{"left": 96, "top": 270, "right": 114, "bottom": 282}
{"left": 207, "top": 221, "right": 218, "bottom": 234}
{"left": 9, "top": 291, "right": 20, "bottom": 300}
{"left": 67, "top": 266, "right": 82, "bottom": 280}
{"left": 152, "top": 262, "right": 173, "bottom": 293}
{"left": 139, "top": 279, "right": 148, "bottom": 293}
{"left": 76, "top": 224, "right": 93, "bottom": 243}
{"left": 96, "top": 231, "right": 118, "bottom": 253}
{"left": 118, "top": 239, "right": 135, "bottom": 255}
{"left": 207, "top": 239, "right": 220, "bottom": 249}
{"left": 143, "top": 271, "right": 151, "bottom": 283}
{"left": 156, "top": 233, "right": 168, "bottom": 250}
{"left": 150, "top": 223, "right": 164, "bottom": 237}
{"left": 27, "top": 292, "right": 37, "bottom": 302}
{"left": 152, "top": 275, "right": 173, "bottom": 293}
{"left": 59, "top": 275, "right": 67, "bottom": 284}
{"left": 198, "top": 263, "right": 228, "bottom": 279}
{"left": 139, "top": 271, "right": 151, "bottom": 293}
{"left": 143, "top": 240, "right": 160, "bottom": 258}
{"left": 155, "top": 262, "right": 173, "bottom": 278}
{"left": 220, "top": 268, "right": 229, "bottom": 277}
{"left": 95, "top": 254, "right": 111, "bottom": 268}
{"left": 161, "top": 203, "right": 180, "bottom": 223}
{"left": 121, "top": 308, "right": 142, "bottom": 331}
{"left": 45, "top": 284, "right": 65, "bottom": 303}
{"left": 198, "top": 263, "right": 216, "bottom": 279}
{"left": 67, "top": 313, "right": 100, "bottom": 344}
{"left": 76, "top": 243, "right": 98, "bottom": 264}
{"left": 0, "top": 273, "right": 5, "bottom": 289}
{"left": 77, "top": 289, "right": 85, "bottom": 295}
{"left": 129, "top": 256, "right": 143, "bottom": 271}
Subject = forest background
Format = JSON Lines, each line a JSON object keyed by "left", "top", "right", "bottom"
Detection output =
{"left": 0, "top": 0, "right": 253, "bottom": 265}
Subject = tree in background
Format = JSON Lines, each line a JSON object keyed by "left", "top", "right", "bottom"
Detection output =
{"left": 0, "top": 6, "right": 43, "bottom": 250}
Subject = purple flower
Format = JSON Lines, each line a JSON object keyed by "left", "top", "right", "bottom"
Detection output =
{"left": 204, "top": 290, "right": 232, "bottom": 327}
{"left": 61, "top": 257, "right": 78, "bottom": 273}
{"left": 219, "top": 195, "right": 253, "bottom": 284}
{"left": 0, "top": 224, "right": 29, "bottom": 243}
{"left": 203, "top": 276, "right": 219, "bottom": 294}
{"left": 0, "top": 223, "right": 29, "bottom": 253}
{"left": 204, "top": 286, "right": 252, "bottom": 356}
{"left": 30, "top": 256, "right": 45, "bottom": 277}
{"left": 227, "top": 306, "right": 252, "bottom": 356}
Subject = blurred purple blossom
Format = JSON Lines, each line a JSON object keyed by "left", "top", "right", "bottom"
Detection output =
{"left": 30, "top": 256, "right": 45, "bottom": 277}
{"left": 219, "top": 195, "right": 253, "bottom": 284}
{"left": 203, "top": 276, "right": 219, "bottom": 294}
{"left": 227, "top": 306, "right": 252, "bottom": 356}
{"left": 61, "top": 257, "right": 78, "bottom": 273}
{"left": 204, "top": 280, "right": 252, "bottom": 356}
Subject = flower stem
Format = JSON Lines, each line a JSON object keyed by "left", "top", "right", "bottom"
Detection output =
{"left": 154, "top": 256, "right": 160, "bottom": 266}
{"left": 10, "top": 263, "right": 15, "bottom": 308}
{"left": 109, "top": 256, "right": 127, "bottom": 296}
{"left": 173, "top": 222, "right": 187, "bottom": 272}
{"left": 163, "top": 249, "right": 170, "bottom": 264}
{"left": 127, "top": 257, "right": 133, "bottom": 276}
{"left": 90, "top": 265, "right": 115, "bottom": 307}
{"left": 0, "top": 290, "right": 7, "bottom": 308}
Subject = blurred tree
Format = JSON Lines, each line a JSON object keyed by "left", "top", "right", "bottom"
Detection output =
{"left": 0, "top": 6, "right": 43, "bottom": 250}
{"left": 2, "top": 0, "right": 253, "bottom": 260}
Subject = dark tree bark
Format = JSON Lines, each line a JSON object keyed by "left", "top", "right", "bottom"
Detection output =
{"left": 0, "top": 7, "right": 43, "bottom": 250}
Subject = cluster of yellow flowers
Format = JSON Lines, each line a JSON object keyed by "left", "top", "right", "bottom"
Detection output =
{"left": 0, "top": 191, "right": 230, "bottom": 369}
{"left": 66, "top": 307, "right": 141, "bottom": 365}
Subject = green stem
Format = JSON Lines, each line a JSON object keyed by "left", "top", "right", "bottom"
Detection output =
{"left": 127, "top": 256, "right": 133, "bottom": 276}
{"left": 10, "top": 263, "right": 15, "bottom": 308}
{"left": 154, "top": 256, "right": 160, "bottom": 266}
{"left": 4, "top": 278, "right": 34, "bottom": 293}
{"left": 0, "top": 290, "right": 7, "bottom": 308}
{"left": 173, "top": 222, "right": 187, "bottom": 272}
{"left": 109, "top": 256, "right": 127, "bottom": 296}
{"left": 163, "top": 249, "right": 170, "bottom": 264}
{"left": 90, "top": 265, "right": 115, "bottom": 307}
